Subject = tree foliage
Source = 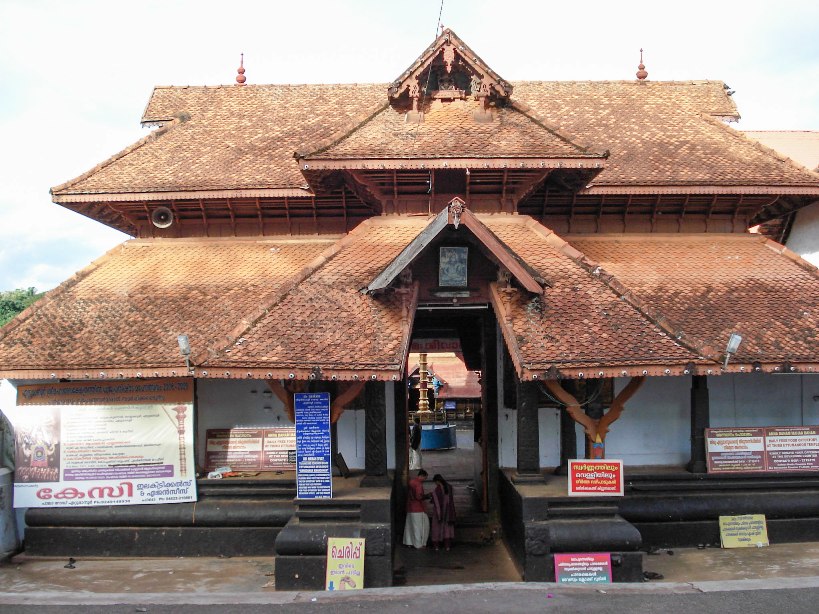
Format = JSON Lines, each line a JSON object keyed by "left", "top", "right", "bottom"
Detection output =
{"left": 0, "top": 287, "right": 44, "bottom": 327}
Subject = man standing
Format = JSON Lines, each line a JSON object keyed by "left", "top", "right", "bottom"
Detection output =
{"left": 409, "top": 415, "right": 423, "bottom": 470}
{"left": 403, "top": 469, "right": 430, "bottom": 548}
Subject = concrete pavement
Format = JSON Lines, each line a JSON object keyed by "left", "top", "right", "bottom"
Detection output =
{"left": 2, "top": 541, "right": 819, "bottom": 605}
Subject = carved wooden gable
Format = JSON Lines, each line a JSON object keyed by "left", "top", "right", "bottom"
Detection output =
{"left": 388, "top": 28, "right": 513, "bottom": 119}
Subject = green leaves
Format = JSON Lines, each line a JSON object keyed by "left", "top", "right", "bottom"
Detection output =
{"left": 0, "top": 287, "right": 43, "bottom": 327}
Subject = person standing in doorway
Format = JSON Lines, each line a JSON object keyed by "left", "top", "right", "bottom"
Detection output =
{"left": 409, "top": 415, "right": 423, "bottom": 470}
{"left": 430, "top": 473, "right": 456, "bottom": 551}
{"left": 403, "top": 469, "right": 430, "bottom": 548}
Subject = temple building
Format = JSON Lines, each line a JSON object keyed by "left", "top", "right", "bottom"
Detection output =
{"left": 1, "top": 29, "right": 818, "bottom": 587}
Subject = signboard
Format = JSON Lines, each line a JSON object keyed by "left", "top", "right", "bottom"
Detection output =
{"left": 554, "top": 553, "right": 612, "bottom": 584}
{"left": 568, "top": 460, "right": 624, "bottom": 496}
{"left": 11, "top": 379, "right": 196, "bottom": 508}
{"left": 719, "top": 514, "right": 769, "bottom": 548}
{"left": 295, "top": 392, "right": 332, "bottom": 499}
{"left": 325, "top": 537, "right": 365, "bottom": 590}
{"left": 706, "top": 426, "right": 819, "bottom": 473}
{"left": 205, "top": 427, "right": 296, "bottom": 471}
{"left": 410, "top": 338, "right": 462, "bottom": 353}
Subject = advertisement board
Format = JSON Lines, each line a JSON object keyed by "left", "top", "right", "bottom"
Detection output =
{"left": 11, "top": 379, "right": 196, "bottom": 508}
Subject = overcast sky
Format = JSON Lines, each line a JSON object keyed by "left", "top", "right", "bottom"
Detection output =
{"left": 1, "top": 0, "right": 817, "bottom": 292}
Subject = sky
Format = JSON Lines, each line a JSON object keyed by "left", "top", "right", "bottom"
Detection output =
{"left": 0, "top": 0, "right": 817, "bottom": 292}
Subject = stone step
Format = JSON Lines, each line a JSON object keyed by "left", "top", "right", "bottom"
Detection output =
{"left": 547, "top": 504, "right": 619, "bottom": 518}
{"left": 297, "top": 508, "right": 361, "bottom": 520}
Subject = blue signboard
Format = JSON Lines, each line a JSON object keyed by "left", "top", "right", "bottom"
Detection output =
{"left": 295, "top": 392, "right": 332, "bottom": 499}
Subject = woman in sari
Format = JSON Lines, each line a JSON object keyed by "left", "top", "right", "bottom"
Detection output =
{"left": 430, "top": 473, "right": 456, "bottom": 551}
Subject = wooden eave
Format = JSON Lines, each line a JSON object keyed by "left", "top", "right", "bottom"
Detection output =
{"left": 300, "top": 157, "right": 605, "bottom": 171}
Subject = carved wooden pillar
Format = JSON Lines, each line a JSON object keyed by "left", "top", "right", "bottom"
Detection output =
{"left": 361, "top": 380, "right": 390, "bottom": 487}
{"left": 687, "top": 375, "right": 710, "bottom": 474}
{"left": 513, "top": 379, "right": 542, "bottom": 483}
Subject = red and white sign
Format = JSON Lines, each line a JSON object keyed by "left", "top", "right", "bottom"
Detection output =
{"left": 568, "top": 459, "right": 624, "bottom": 496}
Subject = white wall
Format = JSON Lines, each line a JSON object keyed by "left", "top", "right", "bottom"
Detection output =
{"left": 498, "top": 371, "right": 818, "bottom": 468}
{"left": 786, "top": 200, "right": 819, "bottom": 267}
{"left": 605, "top": 376, "right": 691, "bottom": 466}
{"left": 710, "top": 373, "right": 817, "bottom": 427}
{"left": 196, "top": 379, "right": 395, "bottom": 471}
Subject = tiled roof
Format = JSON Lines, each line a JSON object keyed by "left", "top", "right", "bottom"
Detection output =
{"left": 567, "top": 233, "right": 819, "bottom": 369}
{"left": 202, "top": 218, "right": 427, "bottom": 378}
{"left": 1, "top": 215, "right": 816, "bottom": 381}
{"left": 302, "top": 97, "right": 598, "bottom": 160}
{"left": 0, "top": 238, "right": 333, "bottom": 379}
{"left": 52, "top": 81, "right": 819, "bottom": 200}
{"left": 513, "top": 81, "right": 819, "bottom": 190}
{"left": 483, "top": 218, "right": 701, "bottom": 378}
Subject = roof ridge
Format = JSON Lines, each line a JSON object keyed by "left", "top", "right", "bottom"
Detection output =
{"left": 295, "top": 101, "right": 391, "bottom": 159}
{"left": 0, "top": 241, "right": 128, "bottom": 344}
{"left": 198, "top": 219, "right": 380, "bottom": 365}
{"left": 522, "top": 217, "right": 718, "bottom": 362}
{"left": 50, "top": 118, "right": 182, "bottom": 196}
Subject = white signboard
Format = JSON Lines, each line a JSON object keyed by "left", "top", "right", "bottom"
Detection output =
{"left": 10, "top": 379, "right": 196, "bottom": 508}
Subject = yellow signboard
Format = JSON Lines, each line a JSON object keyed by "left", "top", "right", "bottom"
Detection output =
{"left": 325, "top": 537, "right": 365, "bottom": 591}
{"left": 719, "top": 514, "right": 769, "bottom": 548}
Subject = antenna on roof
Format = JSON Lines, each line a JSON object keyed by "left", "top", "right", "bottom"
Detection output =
{"left": 236, "top": 53, "right": 246, "bottom": 86}
{"left": 636, "top": 48, "right": 648, "bottom": 81}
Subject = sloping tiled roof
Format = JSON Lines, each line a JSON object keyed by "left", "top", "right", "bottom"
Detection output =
{"left": 513, "top": 81, "right": 819, "bottom": 191}
{"left": 484, "top": 218, "right": 701, "bottom": 378}
{"left": 1, "top": 215, "right": 816, "bottom": 381}
{"left": 51, "top": 80, "right": 819, "bottom": 201}
{"left": 301, "top": 97, "right": 599, "bottom": 161}
{"left": 567, "top": 233, "right": 819, "bottom": 369}
{"left": 0, "top": 238, "right": 334, "bottom": 379}
{"left": 202, "top": 218, "right": 426, "bottom": 378}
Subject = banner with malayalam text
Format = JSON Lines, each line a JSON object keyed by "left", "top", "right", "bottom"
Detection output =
{"left": 568, "top": 459, "right": 624, "bottom": 496}
{"left": 706, "top": 426, "right": 819, "bottom": 473}
{"left": 11, "top": 379, "right": 196, "bottom": 508}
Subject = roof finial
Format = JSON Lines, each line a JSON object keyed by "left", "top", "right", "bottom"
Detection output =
{"left": 636, "top": 48, "right": 648, "bottom": 81}
{"left": 235, "top": 53, "right": 246, "bottom": 86}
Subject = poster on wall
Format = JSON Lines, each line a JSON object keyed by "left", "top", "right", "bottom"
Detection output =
{"left": 325, "top": 537, "right": 365, "bottom": 590}
{"left": 706, "top": 426, "right": 819, "bottom": 473}
{"left": 205, "top": 427, "right": 296, "bottom": 471}
{"left": 11, "top": 378, "right": 196, "bottom": 508}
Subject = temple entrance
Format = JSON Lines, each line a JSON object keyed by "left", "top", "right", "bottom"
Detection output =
{"left": 396, "top": 306, "right": 520, "bottom": 585}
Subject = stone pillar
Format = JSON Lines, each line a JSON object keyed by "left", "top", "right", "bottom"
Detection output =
{"left": 554, "top": 407, "right": 577, "bottom": 476}
{"left": 513, "top": 379, "right": 542, "bottom": 483}
{"left": 361, "top": 381, "right": 390, "bottom": 487}
{"left": 687, "top": 375, "right": 710, "bottom": 473}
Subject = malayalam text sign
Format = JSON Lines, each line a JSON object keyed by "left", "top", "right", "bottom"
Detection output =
{"left": 325, "top": 537, "right": 365, "bottom": 590}
{"left": 295, "top": 392, "right": 332, "bottom": 499}
{"left": 11, "top": 379, "right": 196, "bottom": 508}
{"left": 719, "top": 514, "right": 769, "bottom": 548}
{"left": 706, "top": 426, "right": 819, "bottom": 473}
{"left": 554, "top": 553, "right": 612, "bottom": 583}
{"left": 568, "top": 460, "right": 624, "bottom": 496}
{"left": 205, "top": 427, "right": 296, "bottom": 471}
